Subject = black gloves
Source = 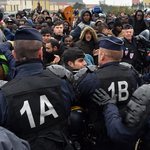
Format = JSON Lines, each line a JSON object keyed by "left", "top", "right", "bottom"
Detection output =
{"left": 92, "top": 88, "right": 117, "bottom": 111}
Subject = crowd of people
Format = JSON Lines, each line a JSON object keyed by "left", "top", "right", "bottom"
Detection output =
{"left": 0, "top": 4, "right": 150, "bottom": 150}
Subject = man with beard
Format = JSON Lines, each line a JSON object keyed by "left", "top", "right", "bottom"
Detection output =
{"left": 43, "top": 39, "right": 65, "bottom": 65}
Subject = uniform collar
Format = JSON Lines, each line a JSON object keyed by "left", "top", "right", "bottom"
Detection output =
{"left": 13, "top": 58, "right": 44, "bottom": 78}
{"left": 99, "top": 61, "right": 119, "bottom": 69}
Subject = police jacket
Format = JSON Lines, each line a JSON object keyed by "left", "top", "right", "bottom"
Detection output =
{"left": 121, "top": 35, "right": 150, "bottom": 72}
{"left": 0, "top": 59, "right": 74, "bottom": 150}
{"left": 77, "top": 62, "right": 138, "bottom": 150}
{"left": 0, "top": 42, "right": 16, "bottom": 81}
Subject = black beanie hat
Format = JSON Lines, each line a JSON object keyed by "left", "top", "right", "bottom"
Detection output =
{"left": 124, "top": 24, "right": 133, "bottom": 30}
{"left": 113, "top": 18, "right": 122, "bottom": 28}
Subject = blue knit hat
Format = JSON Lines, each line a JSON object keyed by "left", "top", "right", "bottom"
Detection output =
{"left": 14, "top": 26, "right": 43, "bottom": 42}
{"left": 99, "top": 36, "right": 124, "bottom": 51}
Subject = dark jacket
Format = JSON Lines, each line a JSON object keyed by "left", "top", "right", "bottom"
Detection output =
{"left": 74, "top": 26, "right": 98, "bottom": 56}
{"left": 52, "top": 32, "right": 63, "bottom": 42}
{"left": 77, "top": 62, "right": 140, "bottom": 150}
{"left": 97, "top": 32, "right": 107, "bottom": 42}
{"left": 128, "top": 10, "right": 149, "bottom": 36}
{"left": 121, "top": 35, "right": 150, "bottom": 72}
{"left": 70, "top": 9, "right": 95, "bottom": 39}
{"left": 43, "top": 42, "right": 65, "bottom": 65}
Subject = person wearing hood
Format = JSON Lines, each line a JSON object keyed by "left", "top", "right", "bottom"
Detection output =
{"left": 24, "top": 19, "right": 33, "bottom": 27}
{"left": 74, "top": 26, "right": 98, "bottom": 57}
{"left": 70, "top": 9, "right": 95, "bottom": 40}
{"left": 42, "top": 9, "right": 49, "bottom": 16}
{"left": 43, "top": 39, "right": 65, "bottom": 66}
{"left": 16, "top": 12, "right": 22, "bottom": 19}
{"left": 109, "top": 18, "right": 124, "bottom": 38}
{"left": 129, "top": 10, "right": 150, "bottom": 40}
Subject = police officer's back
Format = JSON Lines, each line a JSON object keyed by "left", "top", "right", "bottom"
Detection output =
{"left": 77, "top": 36, "right": 138, "bottom": 150}
{"left": 0, "top": 26, "right": 74, "bottom": 150}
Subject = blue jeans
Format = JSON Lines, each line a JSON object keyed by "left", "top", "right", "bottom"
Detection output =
{"left": 139, "top": 29, "right": 150, "bottom": 40}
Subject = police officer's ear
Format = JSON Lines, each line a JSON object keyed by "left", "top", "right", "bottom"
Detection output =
{"left": 100, "top": 51, "right": 105, "bottom": 60}
{"left": 38, "top": 47, "right": 43, "bottom": 60}
{"left": 12, "top": 50, "right": 18, "bottom": 60}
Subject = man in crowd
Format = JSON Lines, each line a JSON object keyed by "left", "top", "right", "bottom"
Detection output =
{"left": 43, "top": 39, "right": 64, "bottom": 65}
{"left": 0, "top": 26, "right": 74, "bottom": 150}
{"left": 52, "top": 21, "right": 64, "bottom": 41}
{"left": 76, "top": 36, "right": 138, "bottom": 150}
{"left": 109, "top": 18, "right": 124, "bottom": 38}
{"left": 63, "top": 47, "right": 87, "bottom": 72}
{"left": 129, "top": 10, "right": 150, "bottom": 40}
{"left": 74, "top": 26, "right": 98, "bottom": 56}
{"left": 71, "top": 9, "right": 95, "bottom": 40}
{"left": 121, "top": 24, "right": 150, "bottom": 73}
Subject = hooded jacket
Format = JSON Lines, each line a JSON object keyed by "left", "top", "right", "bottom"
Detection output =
{"left": 71, "top": 9, "right": 95, "bottom": 39}
{"left": 74, "top": 26, "right": 98, "bottom": 56}
{"left": 128, "top": 10, "right": 149, "bottom": 36}
{"left": 109, "top": 29, "right": 124, "bottom": 38}
{"left": 42, "top": 9, "right": 49, "bottom": 15}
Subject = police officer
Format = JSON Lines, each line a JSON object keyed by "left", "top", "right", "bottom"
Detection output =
{"left": 76, "top": 36, "right": 139, "bottom": 150}
{"left": 0, "top": 26, "right": 74, "bottom": 150}
{"left": 92, "top": 84, "right": 150, "bottom": 150}
{"left": 121, "top": 24, "right": 150, "bottom": 73}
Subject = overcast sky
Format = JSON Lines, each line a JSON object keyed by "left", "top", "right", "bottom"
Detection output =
{"left": 83, "top": 0, "right": 135, "bottom": 6}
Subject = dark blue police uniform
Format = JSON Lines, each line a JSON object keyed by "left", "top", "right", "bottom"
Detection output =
{"left": 77, "top": 36, "right": 139, "bottom": 150}
{"left": 0, "top": 27, "right": 75, "bottom": 150}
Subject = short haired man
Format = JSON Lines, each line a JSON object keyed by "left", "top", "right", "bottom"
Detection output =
{"left": 40, "top": 27, "right": 52, "bottom": 63}
{"left": 43, "top": 39, "right": 65, "bottom": 65}
{"left": 76, "top": 36, "right": 138, "bottom": 150}
{"left": 97, "top": 23, "right": 109, "bottom": 41}
{"left": 121, "top": 24, "right": 150, "bottom": 72}
{"left": 52, "top": 21, "right": 63, "bottom": 41}
{"left": 63, "top": 47, "right": 87, "bottom": 72}
{"left": 63, "top": 35, "right": 74, "bottom": 47}
{"left": 0, "top": 26, "right": 74, "bottom": 150}
{"left": 41, "top": 27, "right": 52, "bottom": 48}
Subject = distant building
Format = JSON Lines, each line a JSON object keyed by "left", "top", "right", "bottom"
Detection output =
{"left": 143, "top": 0, "right": 150, "bottom": 6}
{"left": 0, "top": 0, "right": 84, "bottom": 12}
{"left": 49, "top": 0, "right": 84, "bottom": 12}
{"left": 132, "top": 0, "right": 140, "bottom": 5}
